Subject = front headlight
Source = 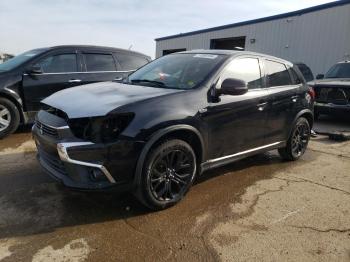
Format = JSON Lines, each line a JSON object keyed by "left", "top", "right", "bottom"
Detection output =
{"left": 68, "top": 113, "right": 134, "bottom": 143}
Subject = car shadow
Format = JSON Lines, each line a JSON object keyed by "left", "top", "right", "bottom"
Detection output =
{"left": 0, "top": 148, "right": 304, "bottom": 240}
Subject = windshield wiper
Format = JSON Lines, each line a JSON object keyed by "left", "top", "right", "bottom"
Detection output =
{"left": 130, "top": 79, "right": 166, "bottom": 87}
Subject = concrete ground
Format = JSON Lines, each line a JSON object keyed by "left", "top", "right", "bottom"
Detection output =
{"left": 0, "top": 118, "right": 349, "bottom": 262}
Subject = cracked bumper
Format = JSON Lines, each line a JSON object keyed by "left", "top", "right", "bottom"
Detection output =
{"left": 33, "top": 110, "right": 144, "bottom": 191}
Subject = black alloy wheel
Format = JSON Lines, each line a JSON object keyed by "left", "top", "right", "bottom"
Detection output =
{"left": 291, "top": 120, "right": 310, "bottom": 158}
{"left": 137, "top": 139, "right": 197, "bottom": 210}
{"left": 278, "top": 117, "right": 310, "bottom": 161}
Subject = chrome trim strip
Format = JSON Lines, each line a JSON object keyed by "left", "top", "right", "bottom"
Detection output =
{"left": 56, "top": 125, "right": 70, "bottom": 130}
{"left": 23, "top": 69, "right": 136, "bottom": 76}
{"left": 35, "top": 120, "right": 69, "bottom": 130}
{"left": 57, "top": 142, "right": 116, "bottom": 184}
{"left": 206, "top": 141, "right": 284, "bottom": 164}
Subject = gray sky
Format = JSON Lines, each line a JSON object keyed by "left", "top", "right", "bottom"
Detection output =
{"left": 0, "top": 0, "right": 333, "bottom": 57}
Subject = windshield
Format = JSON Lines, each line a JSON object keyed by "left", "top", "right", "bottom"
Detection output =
{"left": 0, "top": 49, "right": 46, "bottom": 72}
{"left": 325, "top": 63, "right": 350, "bottom": 79}
{"left": 128, "top": 53, "right": 225, "bottom": 89}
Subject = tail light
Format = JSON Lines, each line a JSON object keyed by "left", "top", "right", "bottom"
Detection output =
{"left": 308, "top": 86, "right": 316, "bottom": 100}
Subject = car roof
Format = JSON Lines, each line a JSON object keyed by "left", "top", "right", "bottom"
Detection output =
{"left": 43, "top": 45, "right": 150, "bottom": 58}
{"left": 178, "top": 49, "right": 292, "bottom": 65}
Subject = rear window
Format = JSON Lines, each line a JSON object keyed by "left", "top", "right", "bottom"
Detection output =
{"left": 83, "top": 53, "right": 116, "bottom": 72}
{"left": 116, "top": 53, "right": 149, "bottom": 71}
{"left": 265, "top": 60, "right": 293, "bottom": 87}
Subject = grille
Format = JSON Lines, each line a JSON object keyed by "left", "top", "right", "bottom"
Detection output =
{"left": 315, "top": 87, "right": 350, "bottom": 105}
{"left": 38, "top": 146, "right": 67, "bottom": 175}
{"left": 36, "top": 120, "right": 59, "bottom": 138}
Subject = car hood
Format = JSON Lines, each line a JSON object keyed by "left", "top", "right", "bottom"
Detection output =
{"left": 309, "top": 78, "right": 350, "bottom": 87}
{"left": 43, "top": 81, "right": 184, "bottom": 118}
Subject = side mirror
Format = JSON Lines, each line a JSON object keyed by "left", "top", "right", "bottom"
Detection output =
{"left": 219, "top": 78, "right": 248, "bottom": 96}
{"left": 27, "top": 65, "right": 43, "bottom": 75}
{"left": 315, "top": 74, "right": 324, "bottom": 80}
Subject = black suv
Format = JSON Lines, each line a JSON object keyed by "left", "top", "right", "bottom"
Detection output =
{"left": 310, "top": 61, "right": 350, "bottom": 118}
{"left": 33, "top": 50, "right": 314, "bottom": 210}
{"left": 0, "top": 45, "right": 150, "bottom": 138}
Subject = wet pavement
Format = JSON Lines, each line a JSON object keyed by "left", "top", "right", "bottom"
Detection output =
{"left": 0, "top": 119, "right": 349, "bottom": 261}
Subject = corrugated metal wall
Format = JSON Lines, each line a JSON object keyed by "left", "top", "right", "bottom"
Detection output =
{"left": 155, "top": 3, "right": 350, "bottom": 75}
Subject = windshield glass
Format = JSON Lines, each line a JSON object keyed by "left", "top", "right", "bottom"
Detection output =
{"left": 325, "top": 63, "right": 350, "bottom": 78}
{"left": 128, "top": 53, "right": 225, "bottom": 89}
{"left": 0, "top": 49, "right": 46, "bottom": 72}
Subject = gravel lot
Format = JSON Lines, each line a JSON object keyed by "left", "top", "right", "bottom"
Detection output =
{"left": 0, "top": 118, "right": 349, "bottom": 262}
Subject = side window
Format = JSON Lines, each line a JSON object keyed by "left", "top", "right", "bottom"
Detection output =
{"left": 265, "top": 60, "right": 292, "bottom": 87}
{"left": 219, "top": 57, "right": 262, "bottom": 89}
{"left": 36, "top": 54, "right": 77, "bottom": 73}
{"left": 116, "top": 53, "right": 149, "bottom": 71}
{"left": 83, "top": 53, "right": 116, "bottom": 72}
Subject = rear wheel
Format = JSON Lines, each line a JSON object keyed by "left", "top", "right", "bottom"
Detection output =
{"left": 136, "top": 139, "right": 197, "bottom": 210}
{"left": 0, "top": 98, "right": 20, "bottom": 139}
{"left": 278, "top": 117, "right": 310, "bottom": 161}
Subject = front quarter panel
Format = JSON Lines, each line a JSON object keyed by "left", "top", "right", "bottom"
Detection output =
{"left": 0, "top": 73, "right": 23, "bottom": 106}
{"left": 116, "top": 88, "right": 209, "bottom": 143}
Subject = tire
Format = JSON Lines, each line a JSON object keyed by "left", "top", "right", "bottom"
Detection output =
{"left": 278, "top": 117, "right": 310, "bottom": 161}
{"left": 0, "top": 97, "right": 20, "bottom": 139}
{"left": 136, "top": 139, "right": 197, "bottom": 210}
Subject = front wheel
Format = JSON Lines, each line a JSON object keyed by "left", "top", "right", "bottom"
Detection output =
{"left": 136, "top": 139, "right": 197, "bottom": 210}
{"left": 0, "top": 97, "right": 20, "bottom": 139}
{"left": 278, "top": 117, "right": 310, "bottom": 161}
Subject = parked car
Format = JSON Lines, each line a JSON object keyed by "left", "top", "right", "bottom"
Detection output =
{"left": 310, "top": 60, "right": 350, "bottom": 118}
{"left": 294, "top": 62, "right": 314, "bottom": 82}
{"left": 0, "top": 45, "right": 151, "bottom": 138}
{"left": 32, "top": 50, "right": 314, "bottom": 210}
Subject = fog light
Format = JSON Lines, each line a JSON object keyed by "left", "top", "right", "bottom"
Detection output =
{"left": 90, "top": 169, "right": 107, "bottom": 182}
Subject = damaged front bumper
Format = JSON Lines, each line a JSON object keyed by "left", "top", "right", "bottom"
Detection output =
{"left": 32, "top": 110, "right": 144, "bottom": 191}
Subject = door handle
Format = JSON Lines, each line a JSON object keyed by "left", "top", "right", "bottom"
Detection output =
{"left": 114, "top": 77, "right": 123, "bottom": 81}
{"left": 68, "top": 79, "right": 82, "bottom": 83}
{"left": 291, "top": 95, "right": 298, "bottom": 102}
{"left": 257, "top": 102, "right": 268, "bottom": 111}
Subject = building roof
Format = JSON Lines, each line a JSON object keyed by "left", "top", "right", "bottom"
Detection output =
{"left": 155, "top": 0, "right": 350, "bottom": 41}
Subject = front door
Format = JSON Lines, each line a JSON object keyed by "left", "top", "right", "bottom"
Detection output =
{"left": 202, "top": 56, "right": 269, "bottom": 159}
{"left": 22, "top": 52, "right": 83, "bottom": 111}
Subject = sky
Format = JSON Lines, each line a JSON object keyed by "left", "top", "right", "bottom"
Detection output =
{"left": 0, "top": 0, "right": 334, "bottom": 58}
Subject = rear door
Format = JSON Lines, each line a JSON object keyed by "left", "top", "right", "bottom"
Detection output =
{"left": 204, "top": 56, "right": 270, "bottom": 159}
{"left": 22, "top": 49, "right": 83, "bottom": 111}
{"left": 79, "top": 51, "right": 121, "bottom": 85}
{"left": 263, "top": 59, "right": 299, "bottom": 144}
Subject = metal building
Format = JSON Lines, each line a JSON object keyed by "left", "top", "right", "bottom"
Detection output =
{"left": 155, "top": 0, "right": 350, "bottom": 75}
